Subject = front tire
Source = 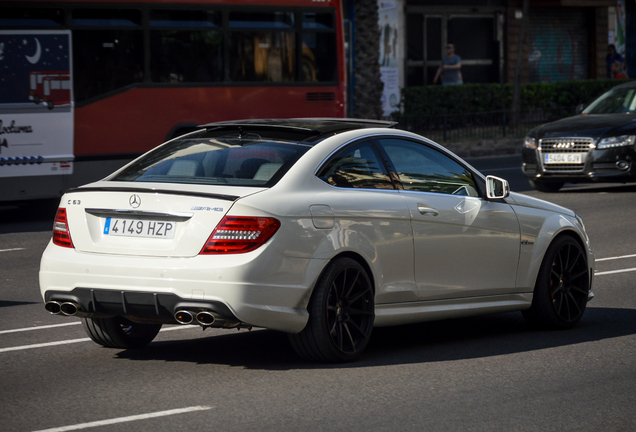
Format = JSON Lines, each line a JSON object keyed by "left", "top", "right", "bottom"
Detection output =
{"left": 522, "top": 236, "right": 590, "bottom": 329}
{"left": 82, "top": 317, "right": 161, "bottom": 349}
{"left": 289, "top": 257, "right": 374, "bottom": 362}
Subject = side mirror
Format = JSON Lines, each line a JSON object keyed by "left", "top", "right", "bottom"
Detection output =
{"left": 575, "top": 104, "right": 586, "bottom": 114}
{"left": 486, "top": 175, "right": 510, "bottom": 199}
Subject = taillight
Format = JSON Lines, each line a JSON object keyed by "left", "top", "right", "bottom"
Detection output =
{"left": 200, "top": 216, "right": 280, "bottom": 254}
{"left": 52, "top": 208, "right": 74, "bottom": 248}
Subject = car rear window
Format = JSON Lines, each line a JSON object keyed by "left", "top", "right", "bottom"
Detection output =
{"left": 110, "top": 131, "right": 310, "bottom": 186}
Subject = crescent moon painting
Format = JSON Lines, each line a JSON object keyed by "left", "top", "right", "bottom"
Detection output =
{"left": 25, "top": 37, "right": 41, "bottom": 64}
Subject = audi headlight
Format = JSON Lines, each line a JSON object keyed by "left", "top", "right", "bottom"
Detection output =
{"left": 524, "top": 136, "right": 537, "bottom": 149}
{"left": 597, "top": 135, "right": 636, "bottom": 149}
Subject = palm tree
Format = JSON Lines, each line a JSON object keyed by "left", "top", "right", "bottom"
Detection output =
{"left": 352, "top": 0, "right": 384, "bottom": 119}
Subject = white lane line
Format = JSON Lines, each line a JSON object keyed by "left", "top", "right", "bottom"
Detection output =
{"left": 0, "top": 338, "right": 91, "bottom": 353}
{"left": 160, "top": 325, "right": 196, "bottom": 332}
{"left": 0, "top": 325, "right": 196, "bottom": 353}
{"left": 0, "top": 322, "right": 193, "bottom": 336}
{"left": 0, "top": 322, "right": 81, "bottom": 335}
{"left": 596, "top": 254, "right": 636, "bottom": 262}
{"left": 595, "top": 267, "right": 636, "bottom": 276}
{"left": 0, "top": 248, "right": 26, "bottom": 253}
{"left": 31, "top": 406, "right": 214, "bottom": 432}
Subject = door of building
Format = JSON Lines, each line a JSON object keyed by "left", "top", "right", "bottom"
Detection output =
{"left": 406, "top": 11, "right": 503, "bottom": 86}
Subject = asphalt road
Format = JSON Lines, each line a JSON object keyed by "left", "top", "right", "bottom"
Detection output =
{"left": 1, "top": 157, "right": 635, "bottom": 431}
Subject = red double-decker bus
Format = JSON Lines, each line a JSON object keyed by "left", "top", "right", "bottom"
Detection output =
{"left": 0, "top": 0, "right": 346, "bottom": 202}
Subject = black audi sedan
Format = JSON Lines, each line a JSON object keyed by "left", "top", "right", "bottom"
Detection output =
{"left": 522, "top": 81, "right": 636, "bottom": 192}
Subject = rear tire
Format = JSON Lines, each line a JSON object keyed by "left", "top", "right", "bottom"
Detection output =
{"left": 289, "top": 257, "right": 374, "bottom": 362}
{"left": 522, "top": 236, "right": 590, "bottom": 329}
{"left": 82, "top": 317, "right": 161, "bottom": 349}
{"left": 529, "top": 180, "right": 564, "bottom": 192}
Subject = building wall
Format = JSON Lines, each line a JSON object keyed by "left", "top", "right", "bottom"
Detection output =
{"left": 505, "top": 1, "right": 609, "bottom": 84}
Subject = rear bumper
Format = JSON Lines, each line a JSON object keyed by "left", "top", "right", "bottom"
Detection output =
{"left": 44, "top": 288, "right": 240, "bottom": 324}
{"left": 39, "top": 241, "right": 324, "bottom": 333}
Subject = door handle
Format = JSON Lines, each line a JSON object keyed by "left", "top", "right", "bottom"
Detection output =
{"left": 417, "top": 205, "right": 439, "bottom": 216}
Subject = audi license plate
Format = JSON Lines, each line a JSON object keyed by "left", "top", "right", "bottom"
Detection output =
{"left": 544, "top": 153, "right": 583, "bottom": 164}
{"left": 104, "top": 218, "right": 176, "bottom": 239}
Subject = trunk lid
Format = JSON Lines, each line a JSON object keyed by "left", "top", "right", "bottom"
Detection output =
{"left": 62, "top": 182, "right": 263, "bottom": 257}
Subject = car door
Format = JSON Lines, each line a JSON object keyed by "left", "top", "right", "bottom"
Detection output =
{"left": 315, "top": 139, "right": 418, "bottom": 304}
{"left": 375, "top": 137, "right": 521, "bottom": 301}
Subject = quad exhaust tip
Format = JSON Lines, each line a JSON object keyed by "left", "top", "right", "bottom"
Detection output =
{"left": 45, "top": 301, "right": 62, "bottom": 315}
{"left": 45, "top": 301, "right": 81, "bottom": 316}
{"left": 174, "top": 310, "right": 194, "bottom": 325}
{"left": 196, "top": 311, "right": 216, "bottom": 326}
{"left": 174, "top": 310, "right": 217, "bottom": 326}
{"left": 60, "top": 302, "right": 79, "bottom": 316}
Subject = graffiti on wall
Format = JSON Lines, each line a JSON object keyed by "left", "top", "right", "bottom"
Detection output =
{"left": 528, "top": 15, "right": 588, "bottom": 83}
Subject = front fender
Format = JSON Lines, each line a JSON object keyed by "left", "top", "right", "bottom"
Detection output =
{"left": 514, "top": 208, "right": 593, "bottom": 291}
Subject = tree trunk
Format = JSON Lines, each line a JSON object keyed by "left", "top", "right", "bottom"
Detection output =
{"left": 353, "top": 0, "right": 384, "bottom": 119}
{"left": 512, "top": 0, "right": 530, "bottom": 126}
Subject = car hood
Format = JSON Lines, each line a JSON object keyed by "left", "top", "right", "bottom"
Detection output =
{"left": 530, "top": 114, "right": 636, "bottom": 140}
{"left": 507, "top": 192, "right": 575, "bottom": 217}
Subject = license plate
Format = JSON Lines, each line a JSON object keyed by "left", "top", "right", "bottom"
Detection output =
{"left": 104, "top": 218, "right": 176, "bottom": 239}
{"left": 544, "top": 153, "right": 583, "bottom": 164}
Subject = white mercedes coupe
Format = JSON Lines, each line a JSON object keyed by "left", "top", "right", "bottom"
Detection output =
{"left": 40, "top": 119, "right": 594, "bottom": 362}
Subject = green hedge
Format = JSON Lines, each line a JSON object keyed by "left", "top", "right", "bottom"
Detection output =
{"left": 400, "top": 79, "right": 632, "bottom": 116}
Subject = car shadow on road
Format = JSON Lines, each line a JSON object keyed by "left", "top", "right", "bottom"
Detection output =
{"left": 114, "top": 306, "right": 636, "bottom": 370}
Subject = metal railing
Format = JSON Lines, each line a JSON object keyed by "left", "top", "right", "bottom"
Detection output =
{"left": 393, "top": 107, "right": 578, "bottom": 143}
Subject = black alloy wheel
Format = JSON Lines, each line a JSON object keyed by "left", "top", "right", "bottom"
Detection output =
{"left": 523, "top": 236, "right": 590, "bottom": 329}
{"left": 82, "top": 316, "right": 162, "bottom": 349}
{"left": 289, "top": 257, "right": 375, "bottom": 362}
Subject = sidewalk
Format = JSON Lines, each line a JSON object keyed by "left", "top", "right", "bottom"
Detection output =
{"left": 435, "top": 137, "right": 524, "bottom": 158}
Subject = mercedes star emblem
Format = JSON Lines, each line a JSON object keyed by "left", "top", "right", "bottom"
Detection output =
{"left": 129, "top": 194, "right": 141, "bottom": 208}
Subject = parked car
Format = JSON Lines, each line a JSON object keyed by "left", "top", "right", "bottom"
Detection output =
{"left": 40, "top": 119, "right": 594, "bottom": 362}
{"left": 523, "top": 81, "right": 636, "bottom": 192}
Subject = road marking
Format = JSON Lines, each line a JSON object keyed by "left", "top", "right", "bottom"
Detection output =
{"left": 0, "top": 322, "right": 195, "bottom": 336}
{"left": 0, "top": 321, "right": 81, "bottom": 335}
{"left": 595, "top": 267, "right": 636, "bottom": 276}
{"left": 0, "top": 247, "right": 26, "bottom": 253}
{"left": 596, "top": 253, "right": 636, "bottom": 262}
{"left": 31, "top": 406, "right": 214, "bottom": 432}
{"left": 0, "top": 325, "right": 196, "bottom": 353}
{"left": 0, "top": 338, "right": 90, "bottom": 353}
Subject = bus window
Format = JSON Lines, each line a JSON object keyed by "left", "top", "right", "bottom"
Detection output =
{"left": 300, "top": 12, "right": 337, "bottom": 82}
{"left": 229, "top": 11, "right": 295, "bottom": 29}
{"left": 302, "top": 13, "right": 334, "bottom": 29}
{"left": 73, "top": 29, "right": 144, "bottom": 102}
{"left": 302, "top": 33, "right": 337, "bottom": 82}
{"left": 72, "top": 9, "right": 141, "bottom": 27}
{"left": 149, "top": 10, "right": 223, "bottom": 83}
{"left": 149, "top": 10, "right": 220, "bottom": 28}
{"left": 230, "top": 32, "right": 296, "bottom": 82}
{"left": 0, "top": 9, "right": 63, "bottom": 27}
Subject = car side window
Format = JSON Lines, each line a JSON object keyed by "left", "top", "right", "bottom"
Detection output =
{"left": 376, "top": 138, "right": 479, "bottom": 196}
{"left": 317, "top": 141, "right": 393, "bottom": 189}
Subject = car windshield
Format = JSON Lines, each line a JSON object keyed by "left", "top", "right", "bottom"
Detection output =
{"left": 584, "top": 87, "right": 636, "bottom": 114}
{"left": 110, "top": 130, "right": 310, "bottom": 186}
